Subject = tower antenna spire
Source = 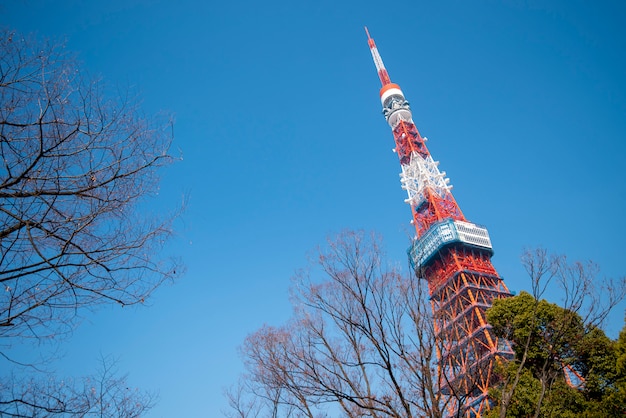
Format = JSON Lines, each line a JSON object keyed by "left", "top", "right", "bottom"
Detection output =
{"left": 364, "top": 27, "right": 392, "bottom": 86}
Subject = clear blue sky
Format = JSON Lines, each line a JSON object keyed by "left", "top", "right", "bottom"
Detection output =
{"left": 3, "top": 0, "right": 626, "bottom": 416}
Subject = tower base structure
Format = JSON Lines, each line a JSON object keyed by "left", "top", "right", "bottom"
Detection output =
{"left": 410, "top": 236, "right": 513, "bottom": 416}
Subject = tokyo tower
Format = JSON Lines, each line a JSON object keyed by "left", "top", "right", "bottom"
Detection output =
{"left": 365, "top": 28, "right": 513, "bottom": 416}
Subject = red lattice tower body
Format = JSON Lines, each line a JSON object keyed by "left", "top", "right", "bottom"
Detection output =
{"left": 366, "top": 28, "right": 512, "bottom": 416}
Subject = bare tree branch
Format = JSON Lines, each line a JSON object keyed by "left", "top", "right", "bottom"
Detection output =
{"left": 0, "top": 30, "right": 182, "bottom": 343}
{"left": 232, "top": 230, "right": 451, "bottom": 417}
{"left": 0, "top": 354, "right": 157, "bottom": 417}
{"left": 0, "top": 29, "right": 183, "bottom": 415}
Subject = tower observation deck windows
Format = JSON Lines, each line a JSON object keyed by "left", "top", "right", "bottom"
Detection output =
{"left": 409, "top": 219, "right": 493, "bottom": 269}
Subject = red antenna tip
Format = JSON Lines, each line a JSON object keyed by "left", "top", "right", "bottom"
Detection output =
{"left": 365, "top": 26, "right": 375, "bottom": 48}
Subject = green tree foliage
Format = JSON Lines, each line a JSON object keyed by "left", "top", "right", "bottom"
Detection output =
{"left": 486, "top": 292, "right": 626, "bottom": 417}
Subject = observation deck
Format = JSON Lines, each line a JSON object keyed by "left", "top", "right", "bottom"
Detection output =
{"left": 409, "top": 219, "right": 493, "bottom": 269}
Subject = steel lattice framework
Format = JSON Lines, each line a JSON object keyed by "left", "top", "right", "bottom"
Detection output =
{"left": 366, "top": 28, "right": 513, "bottom": 417}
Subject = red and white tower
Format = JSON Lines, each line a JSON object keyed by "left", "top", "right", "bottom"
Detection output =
{"left": 366, "top": 28, "right": 512, "bottom": 416}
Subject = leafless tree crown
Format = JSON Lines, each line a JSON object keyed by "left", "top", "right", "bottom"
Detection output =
{"left": 0, "top": 30, "right": 180, "bottom": 343}
{"left": 228, "top": 230, "right": 453, "bottom": 418}
{"left": 1, "top": 354, "right": 157, "bottom": 417}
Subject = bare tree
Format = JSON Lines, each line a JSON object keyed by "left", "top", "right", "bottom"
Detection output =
{"left": 0, "top": 355, "right": 156, "bottom": 417}
{"left": 0, "top": 30, "right": 180, "bottom": 342}
{"left": 0, "top": 29, "right": 180, "bottom": 415}
{"left": 231, "top": 230, "right": 456, "bottom": 417}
